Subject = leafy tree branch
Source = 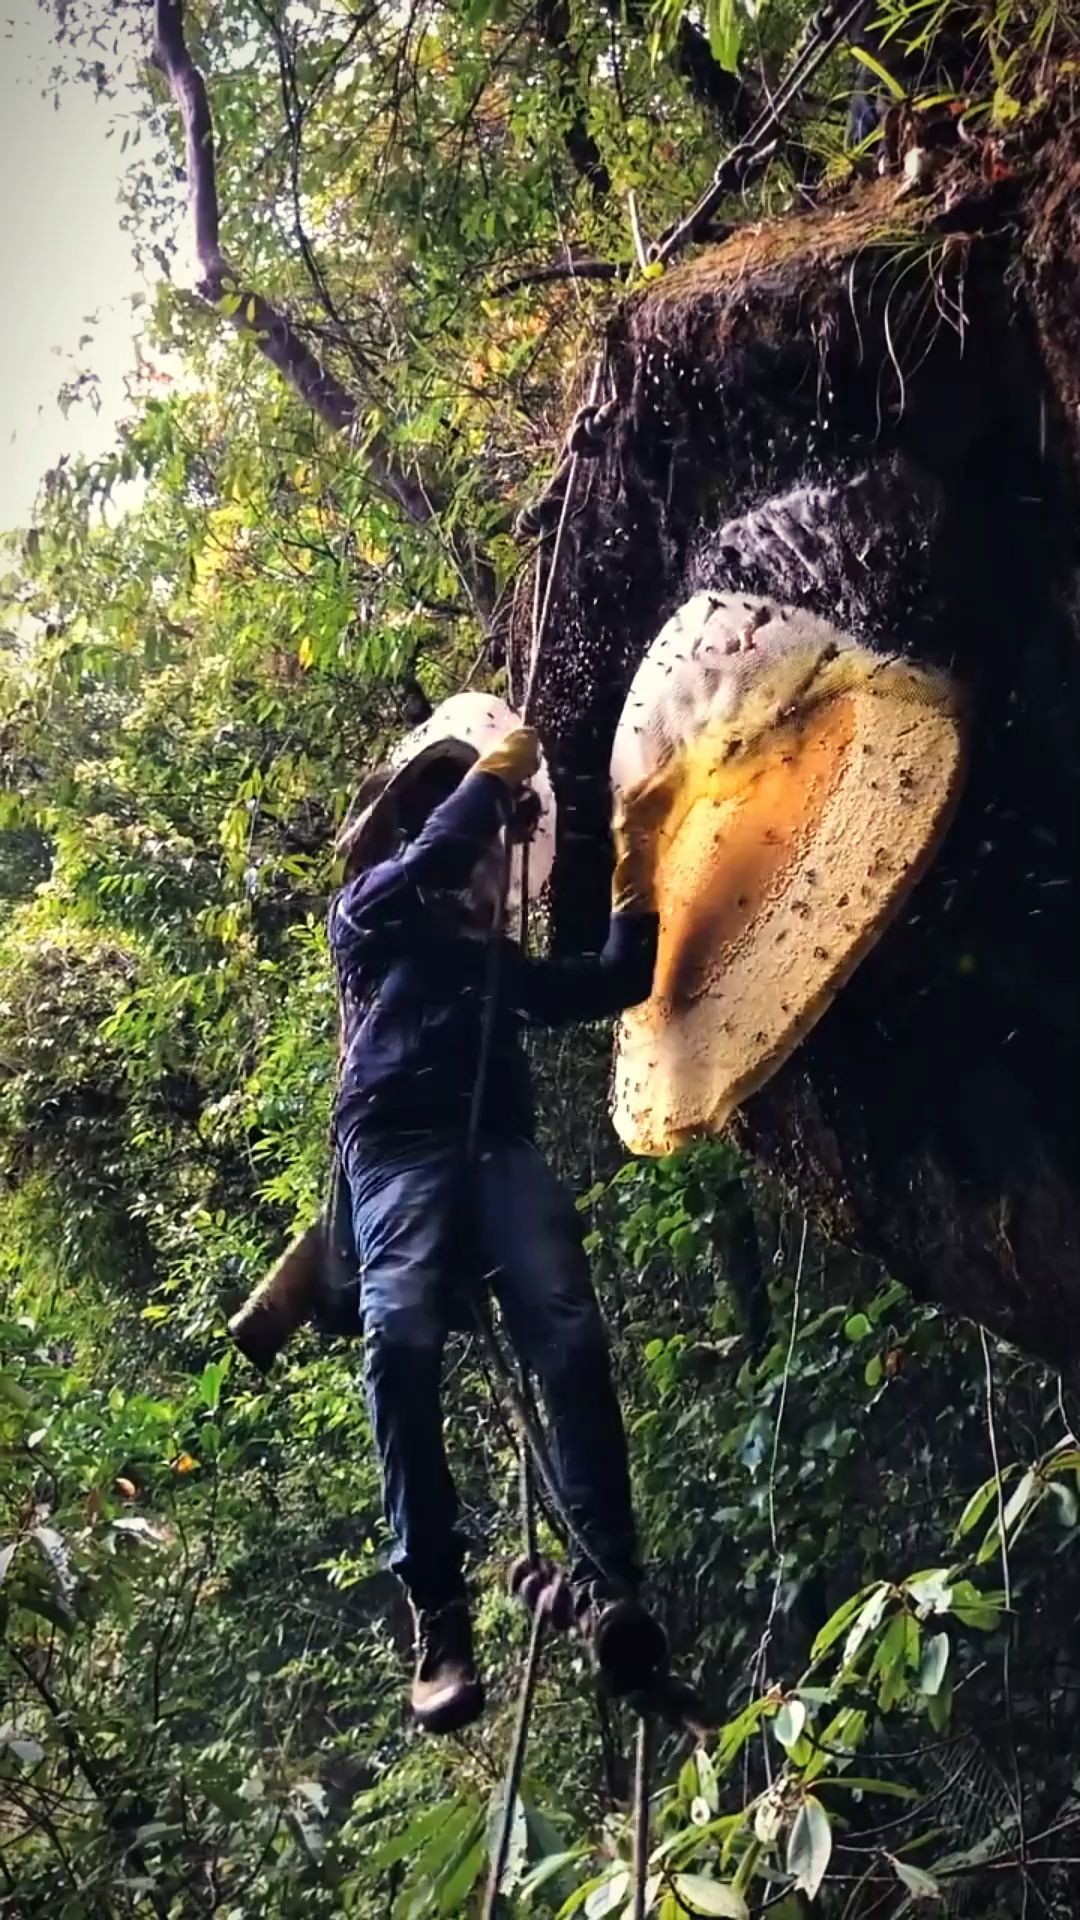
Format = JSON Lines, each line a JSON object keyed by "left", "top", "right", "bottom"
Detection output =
{"left": 151, "top": 0, "right": 496, "bottom": 617}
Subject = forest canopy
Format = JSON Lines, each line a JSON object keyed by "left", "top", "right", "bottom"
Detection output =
{"left": 3, "top": 0, "right": 1080, "bottom": 1914}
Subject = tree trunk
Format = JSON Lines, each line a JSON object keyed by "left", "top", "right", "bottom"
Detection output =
{"left": 525, "top": 108, "right": 1080, "bottom": 1376}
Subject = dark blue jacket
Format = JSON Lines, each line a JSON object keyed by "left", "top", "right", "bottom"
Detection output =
{"left": 329, "top": 770, "right": 658, "bottom": 1149}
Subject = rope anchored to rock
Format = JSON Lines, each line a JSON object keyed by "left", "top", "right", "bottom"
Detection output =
{"left": 469, "top": 835, "right": 709, "bottom": 1920}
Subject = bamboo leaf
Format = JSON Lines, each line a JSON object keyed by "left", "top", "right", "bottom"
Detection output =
{"left": 849, "top": 45, "right": 906, "bottom": 98}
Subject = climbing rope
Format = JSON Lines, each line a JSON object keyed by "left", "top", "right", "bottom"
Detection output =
{"left": 631, "top": 1714, "right": 655, "bottom": 1920}
{"left": 653, "top": 0, "right": 874, "bottom": 263}
{"left": 523, "top": 356, "right": 608, "bottom": 718}
{"left": 468, "top": 836, "right": 700, "bottom": 1920}
{"left": 474, "top": 337, "right": 720, "bottom": 1915}
{"left": 483, "top": 1596, "right": 551, "bottom": 1919}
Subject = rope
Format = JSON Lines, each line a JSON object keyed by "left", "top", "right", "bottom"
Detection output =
{"left": 471, "top": 424, "right": 668, "bottom": 1917}
{"left": 653, "top": 0, "right": 873, "bottom": 264}
{"left": 518, "top": 1365, "right": 540, "bottom": 1564}
{"left": 522, "top": 354, "right": 606, "bottom": 721}
{"left": 462, "top": 814, "right": 626, "bottom": 1586}
{"left": 631, "top": 1713, "right": 654, "bottom": 1920}
{"left": 470, "top": 1286, "right": 619, "bottom": 1580}
{"left": 482, "top": 1596, "right": 550, "bottom": 1920}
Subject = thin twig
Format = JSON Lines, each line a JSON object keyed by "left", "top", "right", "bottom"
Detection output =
{"left": 492, "top": 259, "right": 624, "bottom": 296}
{"left": 980, "top": 1326, "right": 1032, "bottom": 1919}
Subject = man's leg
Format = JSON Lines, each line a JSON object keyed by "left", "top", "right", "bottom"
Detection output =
{"left": 471, "top": 1139, "right": 640, "bottom": 1598}
{"left": 345, "top": 1135, "right": 482, "bottom": 1731}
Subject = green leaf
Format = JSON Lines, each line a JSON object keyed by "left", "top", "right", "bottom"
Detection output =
{"left": 816, "top": 1776, "right": 917, "bottom": 1801}
{"left": 873, "top": 1610, "right": 921, "bottom": 1710}
{"left": 810, "top": 1583, "right": 879, "bottom": 1663}
{"left": 557, "top": 1874, "right": 615, "bottom": 1920}
{"left": 1001, "top": 1466, "right": 1040, "bottom": 1535}
{"left": 773, "top": 1700, "right": 807, "bottom": 1752}
{"left": 865, "top": 1355, "right": 884, "bottom": 1388}
{"left": 786, "top": 1797, "right": 832, "bottom": 1900}
{"left": 927, "top": 1672, "right": 953, "bottom": 1733}
{"left": 620, "top": 1875, "right": 662, "bottom": 1918}
{"left": 485, "top": 1790, "right": 528, "bottom": 1895}
{"left": 703, "top": 0, "right": 741, "bottom": 70}
{"left": 671, "top": 1875, "right": 748, "bottom": 1917}
{"left": 518, "top": 1850, "right": 590, "bottom": 1905}
{"left": 1046, "top": 1446, "right": 1080, "bottom": 1473}
{"left": 868, "top": 1279, "right": 908, "bottom": 1322}
{"left": 903, "top": 1570, "right": 953, "bottom": 1616}
{"left": 918, "top": 1631, "right": 949, "bottom": 1698}
{"left": 841, "top": 1583, "right": 893, "bottom": 1667}
{"left": 849, "top": 45, "right": 906, "bottom": 98}
{"left": 197, "top": 1360, "right": 226, "bottom": 1411}
{"left": 953, "top": 1477, "right": 1003, "bottom": 1541}
{"left": 844, "top": 1313, "right": 872, "bottom": 1342}
{"left": 584, "top": 1870, "right": 631, "bottom": 1918}
{"left": 1051, "top": 1481, "right": 1078, "bottom": 1527}
{"left": 370, "top": 1801, "right": 466, "bottom": 1873}
{"left": 695, "top": 1748, "right": 719, "bottom": 1814}
{"left": 948, "top": 1580, "right": 1006, "bottom": 1631}
{"left": 435, "top": 1822, "right": 486, "bottom": 1914}
{"left": 754, "top": 1789, "right": 785, "bottom": 1846}
{"left": 670, "top": 1226, "right": 697, "bottom": 1265}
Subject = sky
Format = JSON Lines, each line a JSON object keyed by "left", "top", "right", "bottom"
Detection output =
{"left": 0, "top": 5, "right": 146, "bottom": 533}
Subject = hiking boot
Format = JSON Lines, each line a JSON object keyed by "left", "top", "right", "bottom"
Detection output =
{"left": 409, "top": 1597, "right": 484, "bottom": 1734}
{"left": 576, "top": 1588, "right": 668, "bottom": 1698}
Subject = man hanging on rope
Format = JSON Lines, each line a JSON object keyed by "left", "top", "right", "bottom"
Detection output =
{"left": 329, "top": 723, "right": 667, "bottom": 1734}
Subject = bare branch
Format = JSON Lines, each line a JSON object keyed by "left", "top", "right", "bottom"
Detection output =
{"left": 151, "top": 0, "right": 495, "bottom": 611}
{"left": 492, "top": 258, "right": 625, "bottom": 296}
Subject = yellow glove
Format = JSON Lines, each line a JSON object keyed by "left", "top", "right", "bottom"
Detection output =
{"left": 474, "top": 726, "right": 541, "bottom": 791}
{"left": 611, "top": 763, "right": 681, "bottom": 916}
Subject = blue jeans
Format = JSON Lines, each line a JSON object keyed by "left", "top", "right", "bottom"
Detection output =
{"left": 341, "top": 1131, "right": 640, "bottom": 1608}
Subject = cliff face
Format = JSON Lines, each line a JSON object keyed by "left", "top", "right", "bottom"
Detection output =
{"left": 520, "top": 110, "right": 1080, "bottom": 1374}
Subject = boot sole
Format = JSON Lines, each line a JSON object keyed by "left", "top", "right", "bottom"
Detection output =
{"left": 413, "top": 1679, "right": 485, "bottom": 1736}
